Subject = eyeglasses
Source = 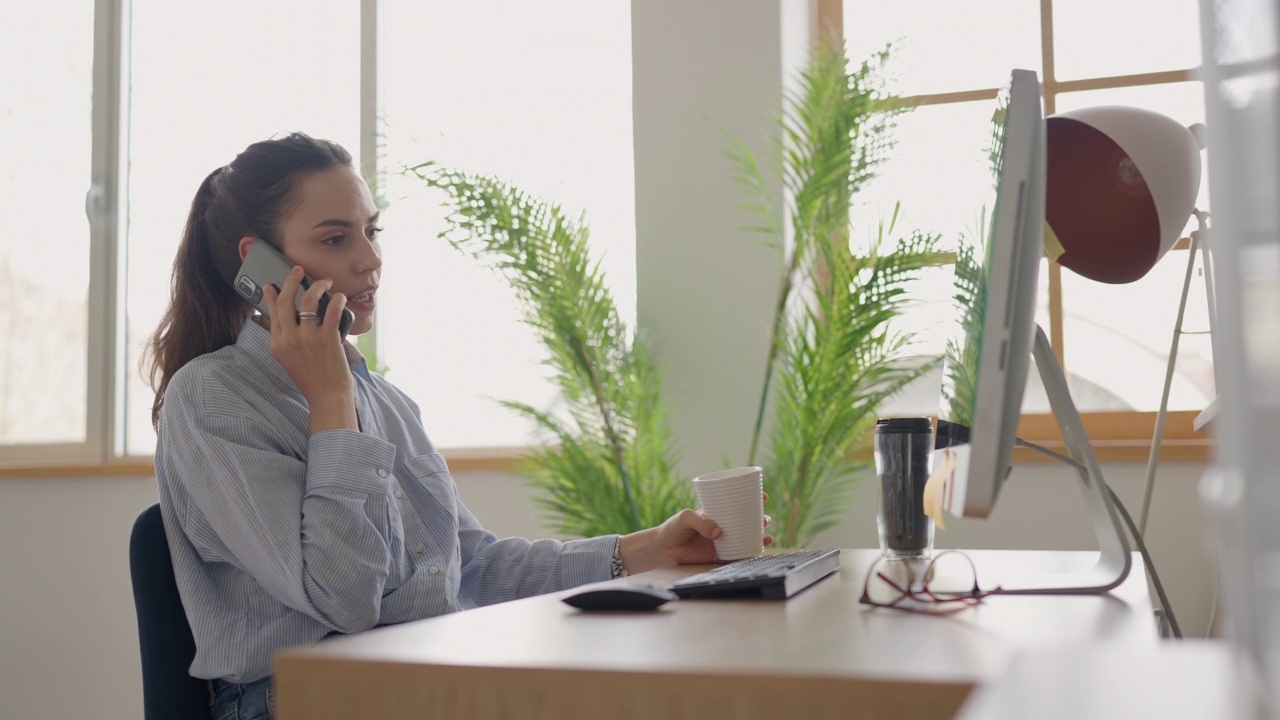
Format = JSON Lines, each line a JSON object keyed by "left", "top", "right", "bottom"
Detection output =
{"left": 859, "top": 550, "right": 1003, "bottom": 615}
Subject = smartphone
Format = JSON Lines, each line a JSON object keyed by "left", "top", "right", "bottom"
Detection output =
{"left": 233, "top": 239, "right": 355, "bottom": 339}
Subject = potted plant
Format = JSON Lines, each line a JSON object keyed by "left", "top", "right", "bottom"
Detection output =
{"left": 727, "top": 39, "right": 940, "bottom": 548}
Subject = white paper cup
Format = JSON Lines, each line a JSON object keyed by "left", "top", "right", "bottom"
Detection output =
{"left": 692, "top": 466, "right": 765, "bottom": 560}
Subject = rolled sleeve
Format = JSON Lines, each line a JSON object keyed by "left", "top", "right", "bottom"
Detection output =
{"left": 305, "top": 429, "right": 398, "bottom": 494}
{"left": 559, "top": 535, "right": 619, "bottom": 587}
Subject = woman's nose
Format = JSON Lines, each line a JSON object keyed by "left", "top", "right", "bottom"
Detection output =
{"left": 355, "top": 237, "right": 382, "bottom": 274}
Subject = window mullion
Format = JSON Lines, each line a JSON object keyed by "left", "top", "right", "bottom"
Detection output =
{"left": 357, "top": 0, "right": 383, "bottom": 366}
{"left": 1040, "top": 0, "right": 1057, "bottom": 95}
{"left": 87, "top": 0, "right": 131, "bottom": 462}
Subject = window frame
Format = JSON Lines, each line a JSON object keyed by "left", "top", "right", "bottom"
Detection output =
{"left": 0, "top": 0, "right": 575, "bottom": 474}
{"left": 1, "top": 0, "right": 130, "bottom": 467}
{"left": 0, "top": 0, "right": 1211, "bottom": 476}
{"left": 832, "top": 0, "right": 1213, "bottom": 464}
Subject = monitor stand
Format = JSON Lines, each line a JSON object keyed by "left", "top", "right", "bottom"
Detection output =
{"left": 998, "top": 324, "right": 1132, "bottom": 594}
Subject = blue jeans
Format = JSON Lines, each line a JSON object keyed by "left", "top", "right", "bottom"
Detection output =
{"left": 210, "top": 675, "right": 274, "bottom": 720}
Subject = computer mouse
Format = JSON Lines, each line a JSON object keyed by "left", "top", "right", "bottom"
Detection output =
{"left": 562, "top": 583, "right": 677, "bottom": 611}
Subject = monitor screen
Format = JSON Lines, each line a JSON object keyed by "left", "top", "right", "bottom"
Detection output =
{"left": 934, "top": 69, "right": 1046, "bottom": 519}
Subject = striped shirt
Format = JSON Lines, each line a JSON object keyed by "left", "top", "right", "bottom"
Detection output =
{"left": 156, "top": 318, "right": 617, "bottom": 683}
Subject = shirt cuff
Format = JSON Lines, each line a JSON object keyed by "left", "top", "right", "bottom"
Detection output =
{"left": 304, "top": 429, "right": 398, "bottom": 495}
{"left": 560, "top": 535, "right": 621, "bottom": 587}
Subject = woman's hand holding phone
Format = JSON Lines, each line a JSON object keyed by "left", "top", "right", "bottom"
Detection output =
{"left": 263, "top": 266, "right": 359, "bottom": 434}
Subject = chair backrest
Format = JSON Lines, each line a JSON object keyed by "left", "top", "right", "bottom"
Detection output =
{"left": 129, "top": 503, "right": 213, "bottom": 720}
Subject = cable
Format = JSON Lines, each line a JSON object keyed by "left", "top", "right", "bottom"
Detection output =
{"left": 1015, "top": 437, "right": 1085, "bottom": 470}
{"left": 1015, "top": 437, "right": 1183, "bottom": 639}
{"left": 1108, "top": 482, "right": 1183, "bottom": 638}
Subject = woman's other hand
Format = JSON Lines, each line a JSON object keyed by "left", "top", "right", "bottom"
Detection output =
{"left": 618, "top": 494, "right": 773, "bottom": 574}
{"left": 264, "top": 266, "right": 359, "bottom": 433}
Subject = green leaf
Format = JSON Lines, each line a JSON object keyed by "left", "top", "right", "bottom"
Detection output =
{"left": 728, "top": 39, "right": 940, "bottom": 548}
{"left": 404, "top": 165, "right": 694, "bottom": 537}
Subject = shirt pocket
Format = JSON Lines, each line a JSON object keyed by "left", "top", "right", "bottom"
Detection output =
{"left": 403, "top": 452, "right": 459, "bottom": 521}
{"left": 405, "top": 451, "right": 450, "bottom": 477}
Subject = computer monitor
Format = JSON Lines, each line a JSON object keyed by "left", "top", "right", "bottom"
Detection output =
{"left": 935, "top": 68, "right": 1046, "bottom": 519}
{"left": 933, "top": 69, "right": 1132, "bottom": 594}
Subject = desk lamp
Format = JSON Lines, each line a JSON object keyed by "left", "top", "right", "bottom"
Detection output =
{"left": 1045, "top": 105, "right": 1204, "bottom": 284}
{"left": 1044, "top": 105, "right": 1207, "bottom": 548}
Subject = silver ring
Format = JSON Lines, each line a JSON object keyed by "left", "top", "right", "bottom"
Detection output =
{"left": 297, "top": 311, "right": 319, "bottom": 323}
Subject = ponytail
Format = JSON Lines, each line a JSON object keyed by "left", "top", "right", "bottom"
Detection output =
{"left": 145, "top": 167, "right": 251, "bottom": 426}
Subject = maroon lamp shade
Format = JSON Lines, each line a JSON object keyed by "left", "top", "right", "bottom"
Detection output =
{"left": 1045, "top": 107, "right": 1203, "bottom": 284}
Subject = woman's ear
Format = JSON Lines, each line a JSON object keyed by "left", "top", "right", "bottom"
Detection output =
{"left": 238, "top": 237, "right": 256, "bottom": 262}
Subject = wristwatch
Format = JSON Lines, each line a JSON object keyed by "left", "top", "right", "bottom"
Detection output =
{"left": 610, "top": 535, "right": 628, "bottom": 579}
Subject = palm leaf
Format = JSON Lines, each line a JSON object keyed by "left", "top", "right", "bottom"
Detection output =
{"left": 727, "top": 40, "right": 908, "bottom": 471}
{"left": 728, "top": 39, "right": 943, "bottom": 547}
{"left": 405, "top": 164, "right": 694, "bottom": 536}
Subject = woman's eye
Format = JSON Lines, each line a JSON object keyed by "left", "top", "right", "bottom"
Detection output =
{"left": 368, "top": 226, "right": 383, "bottom": 240}
{"left": 323, "top": 234, "right": 344, "bottom": 247}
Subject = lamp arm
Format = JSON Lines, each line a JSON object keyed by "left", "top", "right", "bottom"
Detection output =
{"left": 1139, "top": 211, "right": 1210, "bottom": 538}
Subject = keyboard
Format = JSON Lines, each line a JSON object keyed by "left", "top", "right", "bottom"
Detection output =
{"left": 669, "top": 549, "right": 842, "bottom": 600}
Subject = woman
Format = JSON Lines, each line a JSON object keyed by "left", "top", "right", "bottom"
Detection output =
{"left": 147, "top": 133, "right": 768, "bottom": 719}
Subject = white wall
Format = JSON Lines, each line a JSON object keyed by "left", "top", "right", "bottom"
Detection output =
{"left": 0, "top": 477, "right": 160, "bottom": 720}
{"left": 632, "top": 0, "right": 799, "bottom": 474}
{"left": 0, "top": 460, "right": 1219, "bottom": 720}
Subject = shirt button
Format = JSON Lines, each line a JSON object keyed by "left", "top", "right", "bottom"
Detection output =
{"left": 414, "top": 544, "right": 426, "bottom": 555}
{"left": 393, "top": 488, "right": 403, "bottom": 499}
{"left": 377, "top": 468, "right": 389, "bottom": 478}
{"left": 428, "top": 566, "right": 440, "bottom": 575}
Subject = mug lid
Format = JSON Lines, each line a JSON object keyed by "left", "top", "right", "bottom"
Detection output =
{"left": 875, "top": 417, "right": 932, "bottom": 434}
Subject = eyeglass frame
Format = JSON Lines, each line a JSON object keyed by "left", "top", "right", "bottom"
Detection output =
{"left": 858, "top": 549, "right": 1004, "bottom": 615}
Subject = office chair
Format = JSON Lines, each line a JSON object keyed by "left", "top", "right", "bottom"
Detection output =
{"left": 129, "top": 503, "right": 213, "bottom": 720}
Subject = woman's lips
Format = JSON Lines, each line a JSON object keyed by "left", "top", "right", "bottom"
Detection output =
{"left": 346, "top": 289, "right": 376, "bottom": 313}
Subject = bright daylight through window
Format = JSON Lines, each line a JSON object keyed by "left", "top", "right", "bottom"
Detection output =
{"left": 0, "top": 0, "right": 94, "bottom": 447}
{"left": 1, "top": 0, "right": 631, "bottom": 462}
{"left": 0, "top": 0, "right": 1210, "bottom": 465}
{"left": 125, "top": 0, "right": 361, "bottom": 456}
{"left": 378, "top": 0, "right": 635, "bottom": 450}
{"left": 845, "top": 0, "right": 1213, "bottom": 420}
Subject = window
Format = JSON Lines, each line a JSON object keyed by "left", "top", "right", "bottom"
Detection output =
{"left": 1054, "top": 82, "right": 1213, "bottom": 413}
{"left": 379, "top": 0, "right": 634, "bottom": 449}
{"left": 125, "top": 0, "right": 361, "bottom": 456}
{"left": 1, "top": 1, "right": 1210, "bottom": 468}
{"left": 842, "top": 0, "right": 1212, "bottom": 452}
{"left": 0, "top": 0, "right": 95, "bottom": 455}
{"left": 1, "top": 0, "right": 632, "bottom": 466}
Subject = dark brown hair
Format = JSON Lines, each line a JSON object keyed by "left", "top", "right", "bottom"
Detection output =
{"left": 146, "top": 133, "right": 353, "bottom": 426}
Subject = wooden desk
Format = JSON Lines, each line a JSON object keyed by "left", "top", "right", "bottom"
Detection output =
{"left": 275, "top": 550, "right": 1155, "bottom": 720}
{"left": 954, "top": 641, "right": 1243, "bottom": 720}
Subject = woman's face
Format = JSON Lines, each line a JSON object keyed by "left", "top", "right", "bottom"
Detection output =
{"left": 274, "top": 166, "right": 383, "bottom": 336}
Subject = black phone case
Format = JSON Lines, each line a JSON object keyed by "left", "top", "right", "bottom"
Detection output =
{"left": 233, "top": 240, "right": 355, "bottom": 338}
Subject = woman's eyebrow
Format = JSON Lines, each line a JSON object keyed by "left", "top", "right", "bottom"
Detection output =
{"left": 311, "top": 212, "right": 380, "bottom": 230}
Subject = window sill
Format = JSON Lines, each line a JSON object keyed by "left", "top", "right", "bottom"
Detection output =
{"left": 1013, "top": 439, "right": 1211, "bottom": 464}
{"left": 1015, "top": 410, "right": 1211, "bottom": 463}
{"left": 0, "top": 412, "right": 1212, "bottom": 479}
{"left": 0, "top": 448, "right": 524, "bottom": 479}
{"left": 0, "top": 459, "right": 156, "bottom": 479}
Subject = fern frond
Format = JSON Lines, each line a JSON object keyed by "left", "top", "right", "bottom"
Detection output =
{"left": 407, "top": 165, "right": 694, "bottom": 536}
